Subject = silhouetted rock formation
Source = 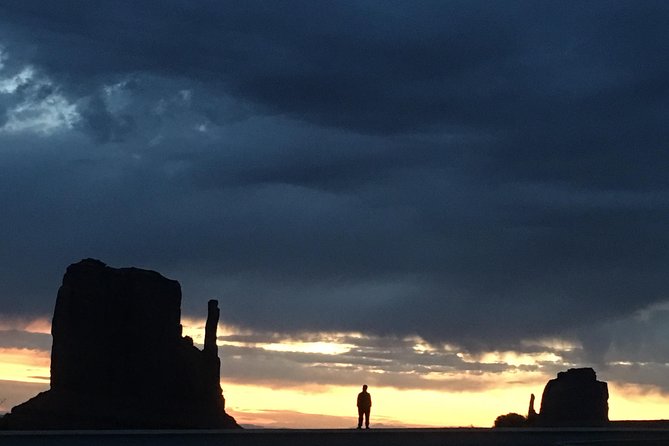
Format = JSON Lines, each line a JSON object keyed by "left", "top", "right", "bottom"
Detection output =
{"left": 538, "top": 367, "right": 608, "bottom": 427}
{"left": 527, "top": 393, "right": 538, "bottom": 424}
{"left": 2, "top": 259, "right": 239, "bottom": 429}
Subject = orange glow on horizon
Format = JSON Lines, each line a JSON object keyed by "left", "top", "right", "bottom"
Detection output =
{"left": 0, "top": 316, "right": 51, "bottom": 334}
{"left": 223, "top": 381, "right": 546, "bottom": 428}
{"left": 461, "top": 350, "right": 563, "bottom": 367}
{"left": 224, "top": 380, "right": 669, "bottom": 428}
{"left": 24, "top": 318, "right": 52, "bottom": 335}
{"left": 608, "top": 382, "right": 669, "bottom": 421}
{"left": 0, "top": 347, "right": 50, "bottom": 383}
{"left": 180, "top": 317, "right": 249, "bottom": 346}
{"left": 260, "top": 341, "right": 355, "bottom": 355}
{"left": 181, "top": 317, "right": 359, "bottom": 356}
{"left": 1, "top": 318, "right": 669, "bottom": 426}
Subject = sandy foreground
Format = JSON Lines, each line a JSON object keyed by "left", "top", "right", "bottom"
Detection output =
{"left": 2, "top": 428, "right": 669, "bottom": 446}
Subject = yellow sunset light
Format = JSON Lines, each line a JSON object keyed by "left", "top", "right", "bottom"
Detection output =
{"left": 261, "top": 341, "right": 355, "bottom": 355}
{"left": 223, "top": 381, "right": 544, "bottom": 428}
{"left": 608, "top": 382, "right": 669, "bottom": 421}
{"left": 0, "top": 348, "right": 50, "bottom": 383}
{"left": 2, "top": 318, "right": 669, "bottom": 427}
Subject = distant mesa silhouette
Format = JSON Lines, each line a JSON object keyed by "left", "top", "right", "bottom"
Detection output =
{"left": 494, "top": 368, "right": 609, "bottom": 428}
{"left": 1, "top": 259, "right": 239, "bottom": 429}
{"left": 537, "top": 367, "right": 608, "bottom": 427}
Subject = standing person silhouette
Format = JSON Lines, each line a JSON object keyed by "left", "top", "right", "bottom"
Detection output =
{"left": 356, "top": 384, "right": 372, "bottom": 429}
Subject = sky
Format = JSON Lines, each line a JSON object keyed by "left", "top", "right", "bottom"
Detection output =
{"left": 1, "top": 0, "right": 669, "bottom": 427}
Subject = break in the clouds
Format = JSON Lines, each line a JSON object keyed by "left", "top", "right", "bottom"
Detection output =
{"left": 1, "top": 1, "right": 669, "bottom": 372}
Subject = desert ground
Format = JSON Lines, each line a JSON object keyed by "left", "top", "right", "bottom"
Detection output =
{"left": 3, "top": 428, "right": 669, "bottom": 446}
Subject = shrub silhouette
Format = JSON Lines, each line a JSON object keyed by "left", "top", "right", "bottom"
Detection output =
{"left": 494, "top": 412, "right": 527, "bottom": 427}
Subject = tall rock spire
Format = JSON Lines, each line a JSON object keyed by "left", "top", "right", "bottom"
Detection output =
{"left": 204, "top": 299, "right": 220, "bottom": 355}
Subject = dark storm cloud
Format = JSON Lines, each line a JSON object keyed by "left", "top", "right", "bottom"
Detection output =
{"left": 1, "top": 1, "right": 668, "bottom": 366}
{"left": 76, "top": 94, "right": 136, "bottom": 143}
{"left": 0, "top": 0, "right": 523, "bottom": 132}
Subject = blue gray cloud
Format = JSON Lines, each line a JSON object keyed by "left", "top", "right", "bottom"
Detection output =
{"left": 0, "top": 1, "right": 668, "bottom": 365}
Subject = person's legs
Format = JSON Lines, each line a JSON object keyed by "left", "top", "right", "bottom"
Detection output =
{"left": 358, "top": 408, "right": 364, "bottom": 428}
{"left": 364, "top": 409, "right": 370, "bottom": 428}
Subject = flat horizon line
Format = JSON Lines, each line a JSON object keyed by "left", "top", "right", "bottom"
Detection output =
{"left": 5, "top": 426, "right": 669, "bottom": 435}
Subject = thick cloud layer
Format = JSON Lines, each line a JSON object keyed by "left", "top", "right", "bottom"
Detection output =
{"left": 1, "top": 1, "right": 668, "bottom": 361}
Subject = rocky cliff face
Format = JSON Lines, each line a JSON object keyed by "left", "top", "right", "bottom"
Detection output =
{"left": 2, "top": 259, "right": 239, "bottom": 429}
{"left": 538, "top": 367, "right": 608, "bottom": 427}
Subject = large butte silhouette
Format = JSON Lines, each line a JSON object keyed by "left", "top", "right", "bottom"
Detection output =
{"left": 537, "top": 367, "right": 608, "bottom": 427}
{"left": 496, "top": 367, "right": 609, "bottom": 428}
{"left": 2, "top": 259, "right": 239, "bottom": 429}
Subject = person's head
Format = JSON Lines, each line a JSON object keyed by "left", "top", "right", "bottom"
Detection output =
{"left": 362, "top": 384, "right": 368, "bottom": 392}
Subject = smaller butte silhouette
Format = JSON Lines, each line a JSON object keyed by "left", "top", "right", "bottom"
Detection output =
{"left": 2, "top": 259, "right": 239, "bottom": 429}
{"left": 538, "top": 367, "right": 608, "bottom": 427}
